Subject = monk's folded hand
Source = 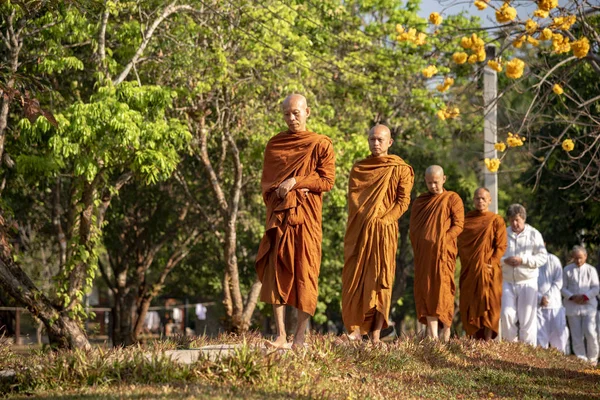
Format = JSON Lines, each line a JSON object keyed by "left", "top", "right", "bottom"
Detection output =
{"left": 277, "top": 177, "right": 297, "bottom": 198}
{"left": 300, "top": 188, "right": 310, "bottom": 197}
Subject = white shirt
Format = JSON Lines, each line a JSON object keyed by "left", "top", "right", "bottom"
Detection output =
{"left": 195, "top": 303, "right": 207, "bottom": 320}
{"left": 501, "top": 224, "right": 548, "bottom": 283}
{"left": 562, "top": 262, "right": 599, "bottom": 316}
{"left": 537, "top": 253, "right": 563, "bottom": 309}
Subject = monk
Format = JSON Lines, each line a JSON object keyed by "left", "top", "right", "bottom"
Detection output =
{"left": 409, "top": 165, "right": 464, "bottom": 341}
{"left": 255, "top": 94, "right": 335, "bottom": 349}
{"left": 457, "top": 188, "right": 507, "bottom": 340}
{"left": 341, "top": 124, "right": 414, "bottom": 345}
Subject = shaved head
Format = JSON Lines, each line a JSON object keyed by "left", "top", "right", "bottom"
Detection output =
{"left": 282, "top": 93, "right": 310, "bottom": 133}
{"left": 368, "top": 124, "right": 393, "bottom": 157}
{"left": 369, "top": 124, "right": 392, "bottom": 139}
{"left": 473, "top": 187, "right": 491, "bottom": 211}
{"left": 424, "top": 165, "right": 446, "bottom": 195}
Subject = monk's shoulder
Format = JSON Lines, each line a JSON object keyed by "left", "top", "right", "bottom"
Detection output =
{"left": 313, "top": 132, "right": 334, "bottom": 148}
{"left": 265, "top": 131, "right": 289, "bottom": 147}
{"left": 446, "top": 191, "right": 464, "bottom": 204}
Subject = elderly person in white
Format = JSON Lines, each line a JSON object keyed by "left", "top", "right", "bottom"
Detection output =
{"left": 501, "top": 204, "right": 548, "bottom": 346}
{"left": 537, "top": 252, "right": 569, "bottom": 353}
{"left": 562, "top": 246, "right": 599, "bottom": 365}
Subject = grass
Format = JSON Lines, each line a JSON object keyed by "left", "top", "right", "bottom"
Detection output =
{"left": 1, "top": 332, "right": 599, "bottom": 399}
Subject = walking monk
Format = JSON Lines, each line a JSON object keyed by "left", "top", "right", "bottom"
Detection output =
{"left": 255, "top": 94, "right": 335, "bottom": 349}
{"left": 409, "top": 165, "right": 464, "bottom": 341}
{"left": 457, "top": 188, "right": 507, "bottom": 340}
{"left": 341, "top": 124, "right": 414, "bottom": 344}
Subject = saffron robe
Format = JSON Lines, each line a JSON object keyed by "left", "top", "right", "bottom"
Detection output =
{"left": 409, "top": 190, "right": 464, "bottom": 327}
{"left": 457, "top": 211, "right": 507, "bottom": 338}
{"left": 255, "top": 130, "right": 335, "bottom": 316}
{"left": 342, "top": 155, "right": 414, "bottom": 334}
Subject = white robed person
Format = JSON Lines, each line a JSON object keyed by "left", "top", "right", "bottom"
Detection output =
{"left": 500, "top": 204, "right": 548, "bottom": 346}
{"left": 562, "top": 246, "right": 599, "bottom": 365}
{"left": 537, "top": 252, "right": 569, "bottom": 353}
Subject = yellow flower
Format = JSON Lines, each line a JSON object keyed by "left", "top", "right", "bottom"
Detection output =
{"left": 452, "top": 52, "right": 468, "bottom": 64}
{"left": 429, "top": 12, "right": 443, "bottom": 25}
{"left": 467, "top": 54, "right": 478, "bottom": 64}
{"left": 471, "top": 33, "right": 485, "bottom": 48}
{"left": 512, "top": 36, "right": 525, "bottom": 48}
{"left": 540, "top": 28, "right": 553, "bottom": 40}
{"left": 527, "top": 36, "right": 540, "bottom": 47}
{"left": 572, "top": 37, "right": 590, "bottom": 58}
{"left": 474, "top": 0, "right": 488, "bottom": 10}
{"left": 552, "top": 83, "right": 563, "bottom": 95}
{"left": 506, "top": 132, "right": 526, "bottom": 147}
{"left": 552, "top": 15, "right": 576, "bottom": 31}
{"left": 525, "top": 19, "right": 538, "bottom": 34}
{"left": 506, "top": 58, "right": 525, "bottom": 79}
{"left": 422, "top": 65, "right": 438, "bottom": 78}
{"left": 436, "top": 110, "right": 447, "bottom": 120}
{"left": 397, "top": 28, "right": 417, "bottom": 43}
{"left": 460, "top": 36, "right": 472, "bottom": 49}
{"left": 494, "top": 142, "right": 507, "bottom": 152}
{"left": 415, "top": 32, "right": 427, "bottom": 46}
{"left": 552, "top": 34, "right": 571, "bottom": 54}
{"left": 484, "top": 158, "right": 501, "bottom": 172}
{"left": 533, "top": 9, "right": 549, "bottom": 18}
{"left": 538, "top": 0, "right": 558, "bottom": 11}
{"left": 436, "top": 77, "right": 455, "bottom": 92}
{"left": 395, "top": 24, "right": 405, "bottom": 34}
{"left": 562, "top": 138, "right": 574, "bottom": 152}
{"left": 496, "top": 3, "right": 517, "bottom": 23}
{"left": 487, "top": 60, "right": 502, "bottom": 72}
{"left": 437, "top": 106, "right": 460, "bottom": 120}
{"left": 477, "top": 48, "right": 486, "bottom": 62}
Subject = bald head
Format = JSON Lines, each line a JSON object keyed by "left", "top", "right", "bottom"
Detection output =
{"left": 368, "top": 124, "right": 393, "bottom": 157}
{"left": 473, "top": 187, "right": 491, "bottom": 211}
{"left": 282, "top": 94, "right": 310, "bottom": 133}
{"left": 424, "top": 165, "right": 446, "bottom": 195}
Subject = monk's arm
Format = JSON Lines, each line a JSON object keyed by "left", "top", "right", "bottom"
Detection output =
{"left": 381, "top": 166, "right": 414, "bottom": 224}
{"left": 521, "top": 231, "right": 547, "bottom": 269}
{"left": 490, "top": 217, "right": 507, "bottom": 266}
{"left": 446, "top": 194, "right": 464, "bottom": 239}
{"left": 293, "top": 139, "right": 335, "bottom": 193}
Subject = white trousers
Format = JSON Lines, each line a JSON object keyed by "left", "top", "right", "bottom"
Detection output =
{"left": 567, "top": 313, "right": 598, "bottom": 363}
{"left": 501, "top": 280, "right": 538, "bottom": 345}
{"left": 537, "top": 307, "right": 569, "bottom": 353}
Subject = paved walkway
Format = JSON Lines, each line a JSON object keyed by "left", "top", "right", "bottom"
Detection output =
{"left": 163, "top": 343, "right": 290, "bottom": 364}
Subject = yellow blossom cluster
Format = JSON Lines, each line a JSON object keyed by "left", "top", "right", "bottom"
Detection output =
{"left": 533, "top": 9, "right": 549, "bottom": 18}
{"left": 487, "top": 59, "right": 502, "bottom": 72}
{"left": 552, "top": 84, "right": 563, "bottom": 95}
{"left": 494, "top": 142, "right": 507, "bottom": 152}
{"left": 484, "top": 158, "right": 501, "bottom": 172}
{"left": 552, "top": 33, "right": 571, "bottom": 54}
{"left": 474, "top": 0, "right": 489, "bottom": 10}
{"left": 525, "top": 19, "right": 538, "bottom": 34}
{"left": 422, "top": 65, "right": 438, "bottom": 78}
{"left": 459, "top": 33, "right": 486, "bottom": 63}
{"left": 562, "top": 138, "right": 574, "bottom": 152}
{"left": 538, "top": 0, "right": 558, "bottom": 11}
{"left": 506, "top": 132, "right": 526, "bottom": 147}
{"left": 552, "top": 15, "right": 576, "bottom": 30}
{"left": 436, "top": 106, "right": 460, "bottom": 120}
{"left": 496, "top": 2, "right": 517, "bottom": 23}
{"left": 429, "top": 12, "right": 443, "bottom": 25}
{"left": 396, "top": 25, "right": 427, "bottom": 46}
{"left": 452, "top": 52, "right": 468, "bottom": 64}
{"left": 540, "top": 28, "right": 553, "bottom": 40}
{"left": 513, "top": 35, "right": 525, "bottom": 48}
{"left": 436, "top": 77, "right": 455, "bottom": 92}
{"left": 505, "top": 58, "right": 525, "bottom": 79}
{"left": 527, "top": 36, "right": 539, "bottom": 46}
{"left": 572, "top": 37, "right": 590, "bottom": 58}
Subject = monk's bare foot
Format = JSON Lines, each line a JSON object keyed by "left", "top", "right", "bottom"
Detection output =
{"left": 265, "top": 335, "right": 288, "bottom": 349}
{"left": 291, "top": 341, "right": 309, "bottom": 351}
{"left": 334, "top": 333, "right": 361, "bottom": 346}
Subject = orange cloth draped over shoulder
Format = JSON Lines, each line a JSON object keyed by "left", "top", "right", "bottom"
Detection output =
{"left": 457, "top": 211, "right": 507, "bottom": 338}
{"left": 255, "top": 130, "right": 335, "bottom": 316}
{"left": 409, "top": 191, "right": 464, "bottom": 327}
{"left": 342, "top": 155, "right": 414, "bottom": 334}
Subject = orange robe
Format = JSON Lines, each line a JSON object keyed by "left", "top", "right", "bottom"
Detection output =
{"left": 255, "top": 130, "right": 335, "bottom": 316}
{"left": 457, "top": 210, "right": 507, "bottom": 338}
{"left": 342, "top": 155, "right": 414, "bottom": 334}
{"left": 409, "top": 190, "right": 464, "bottom": 327}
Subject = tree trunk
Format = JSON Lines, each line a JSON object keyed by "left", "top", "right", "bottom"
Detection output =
{"left": 111, "top": 288, "right": 137, "bottom": 346}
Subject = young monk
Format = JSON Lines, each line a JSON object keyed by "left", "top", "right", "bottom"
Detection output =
{"left": 409, "top": 165, "right": 464, "bottom": 341}
{"left": 457, "top": 188, "right": 507, "bottom": 340}
{"left": 341, "top": 124, "right": 414, "bottom": 345}
{"left": 255, "top": 94, "right": 335, "bottom": 349}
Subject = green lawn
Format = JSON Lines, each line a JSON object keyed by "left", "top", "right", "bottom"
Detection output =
{"left": 2, "top": 334, "right": 599, "bottom": 399}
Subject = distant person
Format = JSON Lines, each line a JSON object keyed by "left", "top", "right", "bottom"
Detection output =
{"left": 537, "top": 252, "right": 569, "bottom": 353}
{"left": 457, "top": 188, "right": 507, "bottom": 340}
{"left": 255, "top": 94, "right": 335, "bottom": 349}
{"left": 409, "top": 165, "right": 464, "bottom": 341}
{"left": 501, "top": 204, "right": 547, "bottom": 346}
{"left": 562, "top": 246, "right": 599, "bottom": 365}
{"left": 341, "top": 124, "right": 414, "bottom": 345}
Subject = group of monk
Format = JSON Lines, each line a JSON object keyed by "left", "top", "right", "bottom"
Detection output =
{"left": 253, "top": 94, "right": 594, "bottom": 354}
